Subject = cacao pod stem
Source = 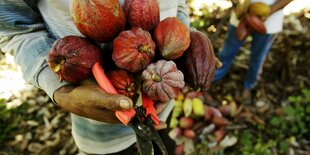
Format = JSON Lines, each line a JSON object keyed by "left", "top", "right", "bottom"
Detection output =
{"left": 51, "top": 56, "right": 66, "bottom": 72}
{"left": 138, "top": 45, "right": 152, "bottom": 55}
{"left": 151, "top": 73, "right": 162, "bottom": 82}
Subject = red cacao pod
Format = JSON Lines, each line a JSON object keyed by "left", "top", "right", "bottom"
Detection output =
{"left": 106, "top": 70, "right": 137, "bottom": 99}
{"left": 48, "top": 36, "right": 103, "bottom": 83}
{"left": 154, "top": 17, "right": 190, "bottom": 60}
{"left": 124, "top": 0, "right": 159, "bottom": 32}
{"left": 236, "top": 20, "right": 250, "bottom": 41}
{"left": 112, "top": 27, "right": 155, "bottom": 73}
{"left": 245, "top": 13, "right": 267, "bottom": 34}
{"left": 70, "top": 0, "right": 126, "bottom": 42}
{"left": 180, "top": 29, "right": 216, "bottom": 90}
{"left": 179, "top": 117, "right": 194, "bottom": 129}
{"left": 142, "top": 60, "right": 185, "bottom": 102}
{"left": 184, "top": 129, "right": 196, "bottom": 139}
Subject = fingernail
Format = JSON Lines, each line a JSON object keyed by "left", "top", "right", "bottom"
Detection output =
{"left": 120, "top": 99, "right": 131, "bottom": 109}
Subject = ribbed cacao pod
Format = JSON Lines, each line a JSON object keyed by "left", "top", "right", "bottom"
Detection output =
{"left": 154, "top": 17, "right": 190, "bottom": 60}
{"left": 180, "top": 29, "right": 216, "bottom": 90}
{"left": 112, "top": 27, "right": 155, "bottom": 73}
{"left": 249, "top": 2, "right": 271, "bottom": 20}
{"left": 70, "top": 0, "right": 126, "bottom": 42}
{"left": 142, "top": 60, "right": 185, "bottom": 102}
{"left": 106, "top": 70, "right": 137, "bottom": 99}
{"left": 124, "top": 0, "right": 159, "bottom": 32}
{"left": 236, "top": 19, "right": 250, "bottom": 40}
{"left": 48, "top": 36, "right": 103, "bottom": 83}
{"left": 245, "top": 14, "right": 267, "bottom": 34}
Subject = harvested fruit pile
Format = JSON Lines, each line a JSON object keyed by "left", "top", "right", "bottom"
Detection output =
{"left": 168, "top": 91, "right": 235, "bottom": 155}
{"left": 48, "top": 0, "right": 216, "bottom": 104}
{"left": 47, "top": 0, "right": 217, "bottom": 154}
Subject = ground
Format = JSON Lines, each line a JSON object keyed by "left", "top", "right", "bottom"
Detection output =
{"left": 0, "top": 2, "right": 309, "bottom": 155}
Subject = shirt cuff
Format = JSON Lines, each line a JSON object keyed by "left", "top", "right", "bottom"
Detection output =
{"left": 38, "top": 66, "right": 70, "bottom": 103}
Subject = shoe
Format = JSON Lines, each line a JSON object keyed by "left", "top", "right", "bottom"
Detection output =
{"left": 242, "top": 89, "right": 252, "bottom": 105}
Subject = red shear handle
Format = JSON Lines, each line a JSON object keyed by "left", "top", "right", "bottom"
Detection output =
{"left": 92, "top": 62, "right": 136, "bottom": 125}
{"left": 142, "top": 92, "right": 160, "bottom": 125}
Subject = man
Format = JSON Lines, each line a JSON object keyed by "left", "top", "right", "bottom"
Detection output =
{"left": 212, "top": 0, "right": 293, "bottom": 104}
{"left": 0, "top": 0, "right": 190, "bottom": 154}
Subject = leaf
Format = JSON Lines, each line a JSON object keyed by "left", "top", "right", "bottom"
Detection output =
{"left": 278, "top": 141, "right": 289, "bottom": 153}
{"left": 305, "top": 105, "right": 310, "bottom": 113}
{"left": 284, "top": 106, "right": 295, "bottom": 116}
{"left": 270, "top": 117, "right": 282, "bottom": 127}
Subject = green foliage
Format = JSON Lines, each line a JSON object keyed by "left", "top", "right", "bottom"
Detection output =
{"left": 230, "top": 131, "right": 275, "bottom": 155}
{"left": 268, "top": 86, "right": 310, "bottom": 139}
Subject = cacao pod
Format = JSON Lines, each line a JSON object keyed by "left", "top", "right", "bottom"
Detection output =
{"left": 192, "top": 98, "right": 205, "bottom": 117}
{"left": 70, "top": 0, "right": 126, "bottom": 42}
{"left": 179, "top": 29, "right": 216, "bottom": 90}
{"left": 106, "top": 70, "right": 137, "bottom": 99}
{"left": 236, "top": 19, "right": 250, "bottom": 41}
{"left": 245, "top": 14, "right": 267, "bottom": 34}
{"left": 184, "top": 129, "right": 196, "bottom": 139}
{"left": 154, "top": 17, "right": 190, "bottom": 60}
{"left": 48, "top": 36, "right": 103, "bottom": 83}
{"left": 142, "top": 60, "right": 185, "bottom": 102}
{"left": 249, "top": 2, "right": 271, "bottom": 20}
{"left": 124, "top": 0, "right": 159, "bottom": 32}
{"left": 234, "top": 0, "right": 251, "bottom": 20}
{"left": 183, "top": 98, "right": 193, "bottom": 117}
{"left": 112, "top": 27, "right": 155, "bottom": 73}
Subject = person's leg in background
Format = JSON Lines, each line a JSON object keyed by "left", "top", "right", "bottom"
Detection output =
{"left": 242, "top": 32, "right": 276, "bottom": 104}
{"left": 213, "top": 25, "right": 245, "bottom": 82}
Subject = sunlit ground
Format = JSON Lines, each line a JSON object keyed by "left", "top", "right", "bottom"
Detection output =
{"left": 1, "top": 0, "right": 310, "bottom": 107}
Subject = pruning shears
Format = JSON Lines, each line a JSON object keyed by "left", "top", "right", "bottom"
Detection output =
{"left": 92, "top": 62, "right": 168, "bottom": 155}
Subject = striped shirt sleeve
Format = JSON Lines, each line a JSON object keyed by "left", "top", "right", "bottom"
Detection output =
{"left": 177, "top": 0, "right": 190, "bottom": 28}
{"left": 0, "top": 0, "right": 69, "bottom": 102}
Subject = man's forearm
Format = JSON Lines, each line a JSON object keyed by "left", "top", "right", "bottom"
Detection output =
{"left": 270, "top": 0, "right": 293, "bottom": 14}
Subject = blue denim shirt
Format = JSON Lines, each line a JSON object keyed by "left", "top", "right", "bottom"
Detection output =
{"left": 0, "top": 0, "right": 189, "bottom": 154}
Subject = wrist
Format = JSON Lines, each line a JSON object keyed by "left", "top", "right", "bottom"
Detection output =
{"left": 54, "top": 85, "right": 75, "bottom": 106}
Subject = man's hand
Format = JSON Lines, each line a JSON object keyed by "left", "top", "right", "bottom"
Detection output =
{"left": 54, "top": 79, "right": 133, "bottom": 123}
{"left": 234, "top": 0, "right": 251, "bottom": 20}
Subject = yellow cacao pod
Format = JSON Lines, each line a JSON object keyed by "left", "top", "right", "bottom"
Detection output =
{"left": 174, "top": 100, "right": 183, "bottom": 108}
{"left": 177, "top": 93, "right": 185, "bottom": 101}
{"left": 249, "top": 2, "right": 271, "bottom": 20}
{"left": 183, "top": 98, "right": 193, "bottom": 117}
{"left": 234, "top": 0, "right": 251, "bottom": 19}
{"left": 172, "top": 107, "right": 183, "bottom": 118}
{"left": 192, "top": 98, "right": 205, "bottom": 117}
{"left": 169, "top": 117, "right": 179, "bottom": 128}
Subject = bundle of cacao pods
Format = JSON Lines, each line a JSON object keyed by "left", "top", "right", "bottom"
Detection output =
{"left": 168, "top": 91, "right": 230, "bottom": 154}
{"left": 236, "top": 1, "right": 270, "bottom": 40}
{"left": 48, "top": 0, "right": 217, "bottom": 104}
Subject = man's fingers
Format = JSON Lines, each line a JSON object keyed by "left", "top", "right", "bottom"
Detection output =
{"left": 155, "top": 103, "right": 168, "bottom": 114}
{"left": 92, "top": 87, "right": 133, "bottom": 111}
{"left": 85, "top": 108, "right": 121, "bottom": 124}
{"left": 68, "top": 85, "right": 133, "bottom": 111}
{"left": 155, "top": 121, "right": 167, "bottom": 130}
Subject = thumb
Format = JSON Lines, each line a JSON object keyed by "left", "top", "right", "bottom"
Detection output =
{"left": 94, "top": 89, "right": 134, "bottom": 111}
